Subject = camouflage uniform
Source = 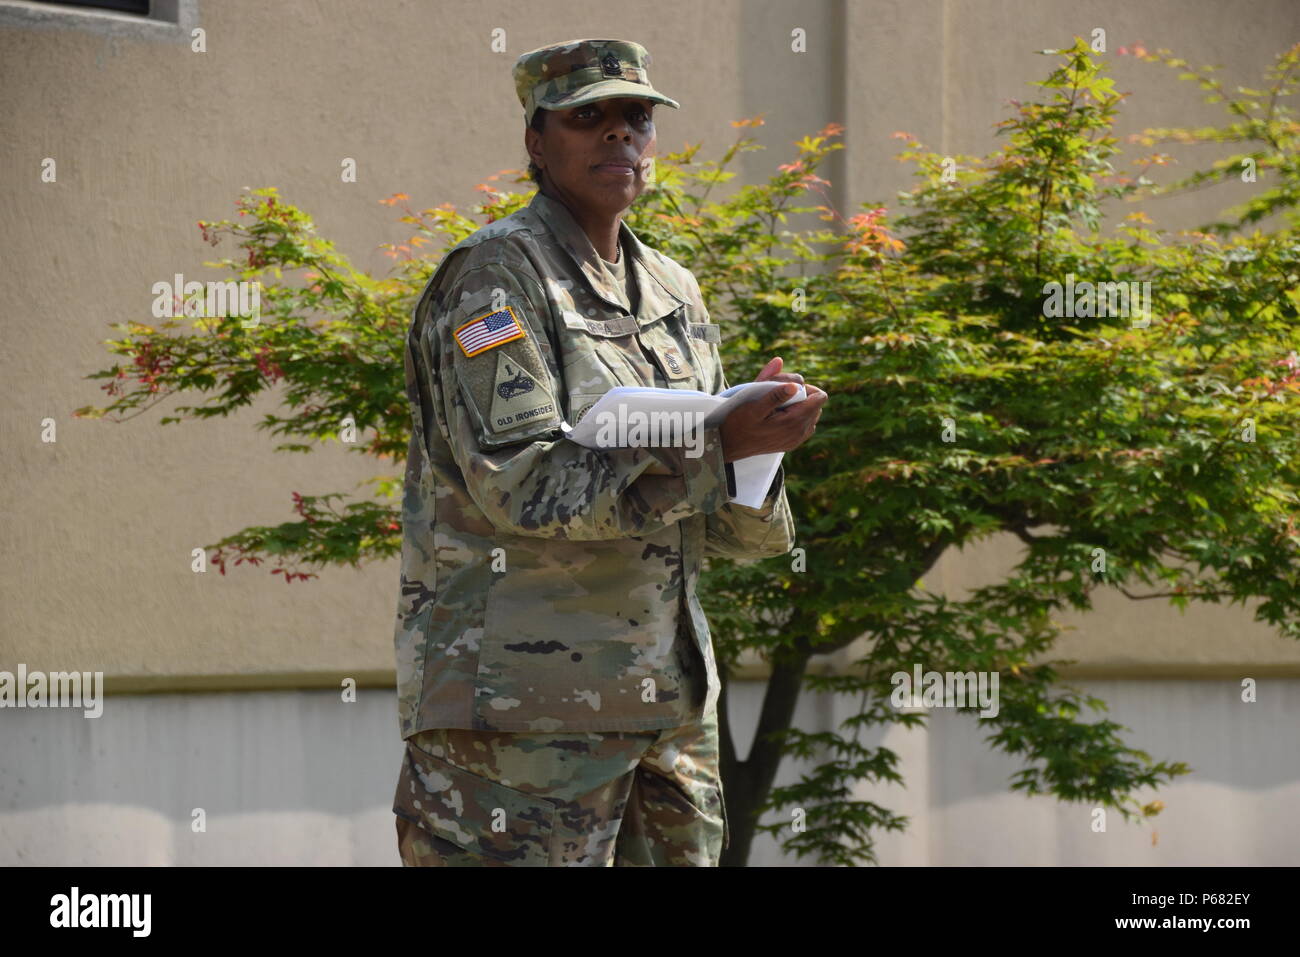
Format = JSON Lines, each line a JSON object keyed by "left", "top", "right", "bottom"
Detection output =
{"left": 391, "top": 38, "right": 796, "bottom": 865}
{"left": 395, "top": 705, "right": 728, "bottom": 866}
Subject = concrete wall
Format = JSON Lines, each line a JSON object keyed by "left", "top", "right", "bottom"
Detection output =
{"left": 4, "top": 679, "right": 1294, "bottom": 865}
{"left": 2, "top": 0, "right": 1297, "bottom": 865}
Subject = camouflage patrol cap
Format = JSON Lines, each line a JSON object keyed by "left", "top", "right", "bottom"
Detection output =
{"left": 514, "top": 38, "right": 680, "bottom": 126}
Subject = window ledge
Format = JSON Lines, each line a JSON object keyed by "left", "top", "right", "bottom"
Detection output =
{"left": 0, "top": 0, "right": 198, "bottom": 42}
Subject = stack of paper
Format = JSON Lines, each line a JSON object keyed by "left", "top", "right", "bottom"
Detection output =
{"left": 560, "top": 380, "right": 806, "bottom": 508}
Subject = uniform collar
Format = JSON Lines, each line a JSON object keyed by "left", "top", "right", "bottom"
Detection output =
{"left": 528, "top": 189, "right": 686, "bottom": 328}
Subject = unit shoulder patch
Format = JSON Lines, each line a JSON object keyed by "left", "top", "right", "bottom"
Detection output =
{"left": 443, "top": 283, "right": 565, "bottom": 447}
{"left": 488, "top": 350, "right": 557, "bottom": 433}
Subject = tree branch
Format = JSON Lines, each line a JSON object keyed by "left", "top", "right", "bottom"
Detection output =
{"left": 1118, "top": 587, "right": 1235, "bottom": 601}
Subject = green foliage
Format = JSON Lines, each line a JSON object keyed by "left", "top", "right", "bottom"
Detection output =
{"left": 76, "top": 37, "right": 1300, "bottom": 863}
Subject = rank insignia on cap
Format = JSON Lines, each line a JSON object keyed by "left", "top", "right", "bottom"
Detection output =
{"left": 601, "top": 53, "right": 623, "bottom": 76}
{"left": 454, "top": 305, "right": 527, "bottom": 357}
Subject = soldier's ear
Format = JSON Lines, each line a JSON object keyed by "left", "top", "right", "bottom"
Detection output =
{"left": 524, "top": 126, "right": 546, "bottom": 166}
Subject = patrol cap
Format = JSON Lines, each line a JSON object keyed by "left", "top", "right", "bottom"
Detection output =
{"left": 513, "top": 38, "right": 680, "bottom": 126}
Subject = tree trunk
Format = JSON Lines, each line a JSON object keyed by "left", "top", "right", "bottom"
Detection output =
{"left": 718, "top": 646, "right": 811, "bottom": 866}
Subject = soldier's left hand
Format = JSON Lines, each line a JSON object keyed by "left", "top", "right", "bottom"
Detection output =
{"left": 752, "top": 356, "right": 827, "bottom": 451}
{"left": 755, "top": 356, "right": 828, "bottom": 408}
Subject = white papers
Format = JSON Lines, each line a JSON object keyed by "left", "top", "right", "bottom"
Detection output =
{"left": 559, "top": 380, "right": 806, "bottom": 508}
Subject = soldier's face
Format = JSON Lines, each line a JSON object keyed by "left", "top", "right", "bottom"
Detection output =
{"left": 528, "top": 97, "right": 656, "bottom": 216}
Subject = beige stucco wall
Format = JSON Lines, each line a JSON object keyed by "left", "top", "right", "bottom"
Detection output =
{"left": 2, "top": 0, "right": 1298, "bottom": 696}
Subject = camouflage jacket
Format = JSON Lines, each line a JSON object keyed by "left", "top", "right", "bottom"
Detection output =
{"left": 394, "top": 189, "right": 795, "bottom": 736}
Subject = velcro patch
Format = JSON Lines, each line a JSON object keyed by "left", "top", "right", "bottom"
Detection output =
{"left": 687, "top": 322, "right": 721, "bottom": 343}
{"left": 454, "top": 305, "right": 526, "bottom": 357}
{"left": 655, "top": 342, "right": 694, "bottom": 380}
{"left": 488, "top": 350, "right": 557, "bottom": 433}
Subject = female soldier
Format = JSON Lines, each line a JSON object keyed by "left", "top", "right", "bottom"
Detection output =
{"left": 392, "top": 38, "right": 827, "bottom": 866}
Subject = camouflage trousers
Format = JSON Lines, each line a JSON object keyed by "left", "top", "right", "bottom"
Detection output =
{"left": 392, "top": 628, "right": 729, "bottom": 866}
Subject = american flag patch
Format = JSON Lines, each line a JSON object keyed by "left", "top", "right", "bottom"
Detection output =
{"left": 453, "top": 305, "right": 526, "bottom": 357}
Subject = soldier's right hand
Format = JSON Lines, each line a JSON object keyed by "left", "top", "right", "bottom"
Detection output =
{"left": 719, "top": 380, "right": 827, "bottom": 463}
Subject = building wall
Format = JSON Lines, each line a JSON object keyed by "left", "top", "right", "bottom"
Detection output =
{"left": 1, "top": 0, "right": 1297, "bottom": 865}
{"left": 3, "top": 679, "right": 1294, "bottom": 865}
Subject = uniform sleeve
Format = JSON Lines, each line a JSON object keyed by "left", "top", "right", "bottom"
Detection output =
{"left": 693, "top": 282, "right": 796, "bottom": 561}
{"left": 704, "top": 408, "right": 797, "bottom": 560}
{"left": 422, "top": 253, "right": 732, "bottom": 541}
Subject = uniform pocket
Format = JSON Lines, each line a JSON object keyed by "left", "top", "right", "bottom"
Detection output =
{"left": 392, "top": 736, "right": 558, "bottom": 866}
{"left": 567, "top": 392, "right": 607, "bottom": 427}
